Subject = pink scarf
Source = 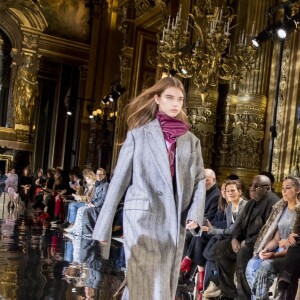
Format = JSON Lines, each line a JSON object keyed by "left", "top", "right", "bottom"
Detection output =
{"left": 156, "top": 111, "right": 189, "bottom": 177}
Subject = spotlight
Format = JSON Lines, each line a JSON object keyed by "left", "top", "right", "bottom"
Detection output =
{"left": 67, "top": 111, "right": 72, "bottom": 116}
{"left": 276, "top": 19, "right": 297, "bottom": 39}
{"left": 251, "top": 25, "right": 274, "bottom": 48}
{"left": 108, "top": 94, "right": 114, "bottom": 102}
{"left": 101, "top": 96, "right": 109, "bottom": 105}
{"left": 87, "top": 104, "right": 94, "bottom": 118}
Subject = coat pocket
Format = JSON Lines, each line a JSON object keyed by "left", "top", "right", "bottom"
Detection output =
{"left": 124, "top": 199, "right": 150, "bottom": 211}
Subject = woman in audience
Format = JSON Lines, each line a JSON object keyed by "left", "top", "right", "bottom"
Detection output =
{"left": 36, "top": 167, "right": 56, "bottom": 220}
{"left": 274, "top": 204, "right": 300, "bottom": 300}
{"left": 18, "top": 166, "right": 33, "bottom": 207}
{"left": 5, "top": 167, "right": 18, "bottom": 208}
{"left": 246, "top": 175, "right": 300, "bottom": 300}
{"left": 201, "top": 179, "right": 247, "bottom": 298}
{"left": 63, "top": 168, "right": 97, "bottom": 233}
{"left": 49, "top": 167, "right": 71, "bottom": 224}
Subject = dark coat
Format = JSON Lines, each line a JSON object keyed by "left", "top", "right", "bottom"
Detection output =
{"left": 204, "top": 184, "right": 220, "bottom": 222}
{"left": 231, "top": 192, "right": 280, "bottom": 245}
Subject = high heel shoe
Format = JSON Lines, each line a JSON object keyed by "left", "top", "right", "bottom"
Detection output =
{"left": 180, "top": 257, "right": 192, "bottom": 274}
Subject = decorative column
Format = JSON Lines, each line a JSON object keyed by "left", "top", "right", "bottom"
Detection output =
{"left": 110, "top": 3, "right": 135, "bottom": 171}
{"left": 186, "top": 86, "right": 218, "bottom": 166}
{"left": 214, "top": 0, "right": 276, "bottom": 183}
{"left": 12, "top": 51, "right": 39, "bottom": 143}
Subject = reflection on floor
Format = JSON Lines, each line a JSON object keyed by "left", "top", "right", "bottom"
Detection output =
{"left": 0, "top": 193, "right": 194, "bottom": 300}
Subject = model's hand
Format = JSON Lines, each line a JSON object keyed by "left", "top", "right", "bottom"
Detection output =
{"left": 231, "top": 239, "right": 241, "bottom": 253}
{"left": 99, "top": 241, "right": 107, "bottom": 245}
{"left": 186, "top": 220, "right": 199, "bottom": 230}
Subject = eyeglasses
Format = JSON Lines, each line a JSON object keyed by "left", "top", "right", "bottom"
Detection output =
{"left": 248, "top": 183, "right": 270, "bottom": 189}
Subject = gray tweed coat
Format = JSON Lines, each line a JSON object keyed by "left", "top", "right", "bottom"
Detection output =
{"left": 92, "top": 118, "right": 206, "bottom": 300}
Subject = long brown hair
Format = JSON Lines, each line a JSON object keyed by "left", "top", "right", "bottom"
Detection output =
{"left": 126, "top": 76, "right": 189, "bottom": 131}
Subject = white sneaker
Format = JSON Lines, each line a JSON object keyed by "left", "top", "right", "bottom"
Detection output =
{"left": 203, "top": 282, "right": 220, "bottom": 297}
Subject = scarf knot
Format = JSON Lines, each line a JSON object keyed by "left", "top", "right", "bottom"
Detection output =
{"left": 156, "top": 111, "right": 189, "bottom": 177}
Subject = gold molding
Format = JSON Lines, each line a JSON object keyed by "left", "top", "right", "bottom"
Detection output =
{"left": 39, "top": 33, "right": 90, "bottom": 64}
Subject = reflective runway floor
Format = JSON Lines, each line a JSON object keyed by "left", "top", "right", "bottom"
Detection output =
{"left": 0, "top": 193, "right": 194, "bottom": 300}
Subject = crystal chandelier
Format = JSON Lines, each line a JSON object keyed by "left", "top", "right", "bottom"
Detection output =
{"left": 158, "top": 0, "right": 258, "bottom": 91}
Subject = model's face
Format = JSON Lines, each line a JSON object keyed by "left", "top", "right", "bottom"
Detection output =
{"left": 155, "top": 86, "right": 184, "bottom": 118}
{"left": 225, "top": 184, "right": 241, "bottom": 202}
{"left": 282, "top": 179, "right": 300, "bottom": 203}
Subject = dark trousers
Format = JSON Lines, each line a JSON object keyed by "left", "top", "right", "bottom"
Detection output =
{"left": 215, "top": 238, "right": 253, "bottom": 299}
{"left": 186, "top": 234, "right": 210, "bottom": 267}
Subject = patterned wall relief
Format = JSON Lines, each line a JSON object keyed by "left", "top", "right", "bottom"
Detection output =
{"left": 186, "top": 88, "right": 218, "bottom": 166}
{"left": 38, "top": 0, "right": 90, "bottom": 42}
{"left": 215, "top": 95, "right": 266, "bottom": 170}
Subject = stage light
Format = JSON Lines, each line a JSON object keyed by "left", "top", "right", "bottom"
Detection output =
{"left": 108, "top": 94, "right": 114, "bottom": 102}
{"left": 251, "top": 25, "right": 275, "bottom": 48}
{"left": 101, "top": 96, "right": 109, "bottom": 105}
{"left": 67, "top": 111, "right": 72, "bottom": 116}
{"left": 276, "top": 18, "right": 297, "bottom": 39}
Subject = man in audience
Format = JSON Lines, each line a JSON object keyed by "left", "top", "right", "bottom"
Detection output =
{"left": 215, "top": 174, "right": 280, "bottom": 300}
{"left": 203, "top": 169, "right": 220, "bottom": 222}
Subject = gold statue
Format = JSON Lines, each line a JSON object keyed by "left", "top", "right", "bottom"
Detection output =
{"left": 13, "top": 54, "right": 38, "bottom": 126}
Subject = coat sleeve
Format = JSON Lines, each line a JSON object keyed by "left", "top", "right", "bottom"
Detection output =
{"left": 92, "top": 132, "right": 134, "bottom": 241}
{"left": 187, "top": 139, "right": 206, "bottom": 227}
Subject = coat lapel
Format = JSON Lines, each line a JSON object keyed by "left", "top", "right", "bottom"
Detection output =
{"left": 145, "top": 119, "right": 173, "bottom": 192}
{"left": 175, "top": 133, "right": 191, "bottom": 199}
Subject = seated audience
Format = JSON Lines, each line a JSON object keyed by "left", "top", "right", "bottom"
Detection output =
{"left": 202, "top": 179, "right": 248, "bottom": 298}
{"left": 35, "top": 168, "right": 56, "bottom": 219}
{"left": 181, "top": 168, "right": 220, "bottom": 293}
{"left": 18, "top": 166, "right": 33, "bottom": 207}
{"left": 5, "top": 167, "right": 18, "bottom": 207}
{"left": 246, "top": 175, "right": 300, "bottom": 300}
{"left": 81, "top": 168, "right": 109, "bottom": 237}
{"left": 214, "top": 175, "right": 279, "bottom": 300}
{"left": 50, "top": 167, "right": 71, "bottom": 224}
{"left": 63, "top": 168, "right": 98, "bottom": 233}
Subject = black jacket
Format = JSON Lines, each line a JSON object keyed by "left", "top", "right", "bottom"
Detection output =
{"left": 231, "top": 192, "right": 280, "bottom": 245}
{"left": 204, "top": 184, "right": 220, "bottom": 222}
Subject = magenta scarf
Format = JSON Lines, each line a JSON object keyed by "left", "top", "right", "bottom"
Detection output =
{"left": 156, "top": 111, "right": 189, "bottom": 177}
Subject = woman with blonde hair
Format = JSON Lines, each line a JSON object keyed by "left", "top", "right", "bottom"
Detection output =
{"left": 63, "top": 168, "right": 96, "bottom": 231}
{"left": 65, "top": 167, "right": 108, "bottom": 236}
{"left": 92, "top": 76, "right": 206, "bottom": 300}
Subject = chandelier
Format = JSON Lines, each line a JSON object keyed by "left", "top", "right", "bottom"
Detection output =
{"left": 158, "top": 0, "right": 258, "bottom": 91}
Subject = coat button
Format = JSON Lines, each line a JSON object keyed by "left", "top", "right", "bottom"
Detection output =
{"left": 157, "top": 191, "right": 163, "bottom": 196}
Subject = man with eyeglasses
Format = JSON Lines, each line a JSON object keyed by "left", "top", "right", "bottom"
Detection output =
{"left": 214, "top": 175, "right": 280, "bottom": 300}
